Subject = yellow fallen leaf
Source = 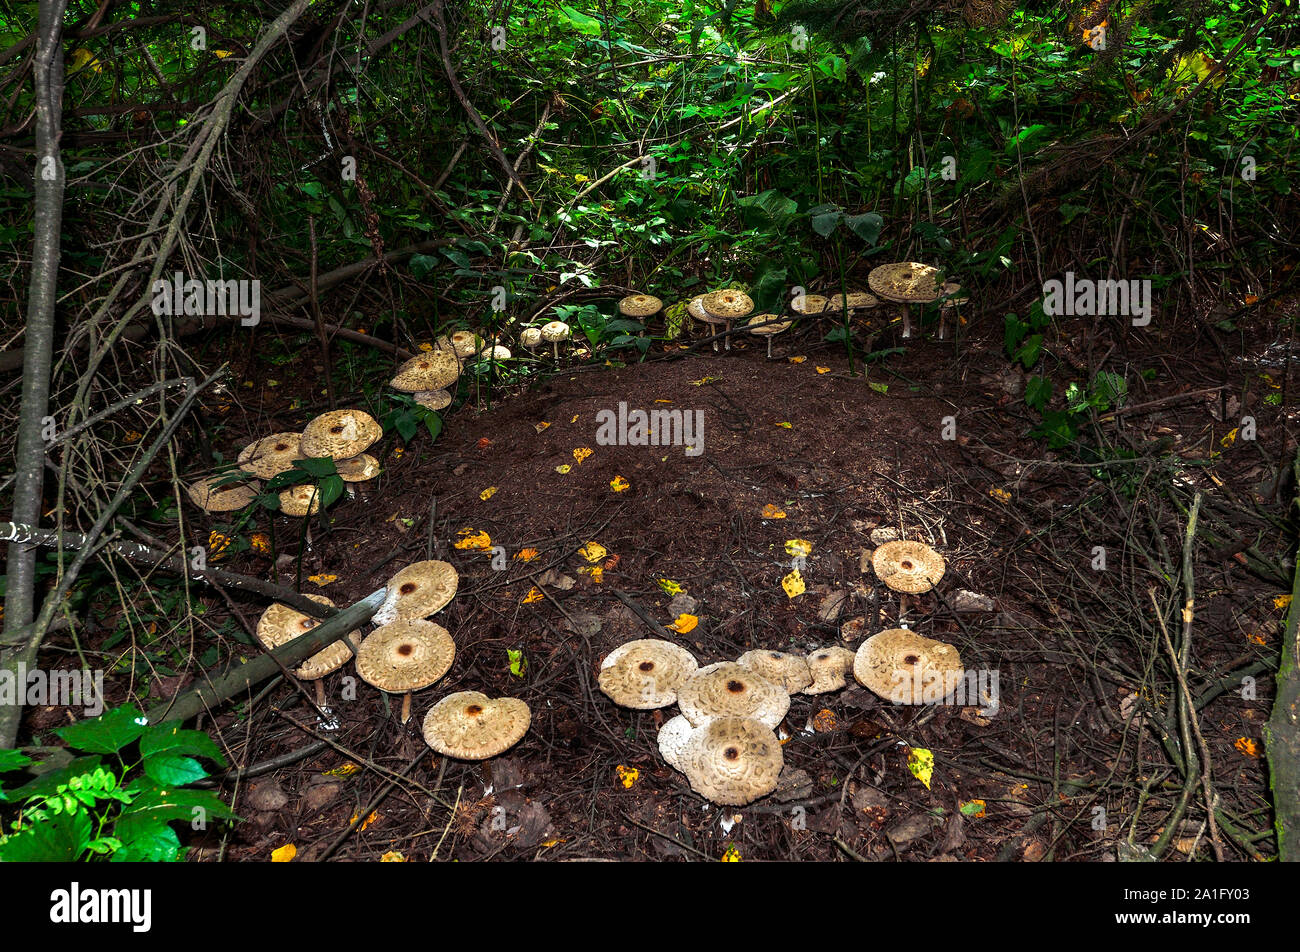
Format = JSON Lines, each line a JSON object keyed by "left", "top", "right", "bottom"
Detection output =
{"left": 392, "top": 446, "right": 404, "bottom": 459}
{"left": 989, "top": 488, "right": 1011, "bottom": 503}
{"left": 812, "top": 709, "right": 837, "bottom": 732}
{"left": 324, "top": 762, "right": 360, "bottom": 777}
{"left": 580, "top": 565, "right": 604, "bottom": 583}
{"left": 788, "top": 356, "right": 806, "bottom": 364}
{"left": 1275, "top": 594, "right": 1293, "bottom": 610}
{"left": 616, "top": 765, "right": 639, "bottom": 789}
{"left": 535, "top": 421, "right": 551, "bottom": 433}
{"left": 1220, "top": 428, "right": 1238, "bottom": 447}
{"left": 350, "top": 811, "right": 379, "bottom": 832}
{"left": 610, "top": 475, "right": 630, "bottom": 492}
{"left": 573, "top": 447, "right": 594, "bottom": 464}
{"left": 668, "top": 613, "right": 699, "bottom": 634}
{"left": 271, "top": 844, "right": 297, "bottom": 862}
{"left": 654, "top": 399, "right": 673, "bottom": 404}
{"left": 960, "top": 799, "right": 987, "bottom": 819}
{"left": 454, "top": 528, "right": 493, "bottom": 550}
{"left": 816, "top": 366, "right": 831, "bottom": 374}
{"left": 380, "top": 850, "right": 406, "bottom": 861}
{"left": 124, "top": 430, "right": 142, "bottom": 443}
{"left": 1235, "top": 737, "right": 1259, "bottom": 758}
{"left": 307, "top": 573, "right": 337, "bottom": 585}
{"left": 207, "top": 531, "right": 233, "bottom": 560}
{"left": 690, "top": 376, "right": 719, "bottom": 386}
{"left": 418, "top": 342, "right": 434, "bottom": 352}
{"left": 213, "top": 49, "right": 233, "bottom": 59}
{"left": 782, "top": 570, "right": 806, "bottom": 599}
{"left": 574, "top": 173, "right": 590, "bottom": 183}
{"left": 761, "top": 504, "right": 787, "bottom": 519}
{"left": 907, "top": 747, "right": 934, "bottom": 789}
{"left": 266, "top": 380, "right": 279, "bottom": 388}
{"left": 579, "top": 541, "right": 607, "bottom": 563}
{"left": 775, "top": 421, "right": 792, "bottom": 428}
{"left": 514, "top": 548, "right": 539, "bottom": 562}
{"left": 657, "top": 578, "right": 684, "bottom": 596}
{"left": 522, "top": 587, "right": 544, "bottom": 604}
{"left": 480, "top": 486, "right": 498, "bottom": 501}
{"left": 555, "top": 464, "right": 571, "bottom": 474}
{"left": 785, "top": 539, "right": 812, "bottom": 558}
{"left": 249, "top": 532, "right": 272, "bottom": 556}
{"left": 570, "top": 414, "right": 579, "bottom": 424}
{"left": 721, "top": 844, "right": 742, "bottom": 862}
{"left": 541, "top": 837, "right": 564, "bottom": 847}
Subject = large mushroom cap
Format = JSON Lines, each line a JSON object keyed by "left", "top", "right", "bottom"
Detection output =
{"left": 300, "top": 409, "right": 382, "bottom": 459}
{"left": 853, "top": 628, "right": 964, "bottom": 704}
{"left": 278, "top": 483, "right": 321, "bottom": 517}
{"left": 657, "top": 714, "right": 696, "bottom": 770}
{"left": 520, "top": 327, "right": 543, "bottom": 349}
{"left": 422, "top": 690, "right": 531, "bottom": 760}
{"left": 372, "top": 560, "right": 459, "bottom": 626}
{"left": 187, "top": 475, "right": 258, "bottom": 512}
{"left": 803, "top": 646, "right": 857, "bottom": 694}
{"left": 413, "top": 390, "right": 453, "bottom": 411}
{"left": 736, "top": 649, "right": 812, "bottom": 693}
{"left": 540, "top": 321, "right": 571, "bottom": 343}
{"left": 680, "top": 716, "right": 784, "bottom": 806}
{"left": 255, "top": 596, "right": 360, "bottom": 680}
{"left": 702, "top": 289, "right": 754, "bottom": 320}
{"left": 790, "top": 293, "right": 828, "bottom": 316}
{"left": 871, "top": 540, "right": 946, "bottom": 594}
{"left": 868, "top": 262, "right": 944, "bottom": 304}
{"left": 335, "top": 453, "right": 380, "bottom": 482}
{"left": 677, "top": 661, "right": 790, "bottom": 728}
{"left": 435, "top": 331, "right": 482, "bottom": 358}
{"left": 237, "top": 433, "right": 304, "bottom": 479}
{"left": 598, "top": 638, "right": 700, "bottom": 709}
{"left": 356, "top": 619, "right": 455, "bottom": 694}
{"left": 390, "top": 351, "right": 460, "bottom": 393}
{"left": 745, "top": 314, "right": 792, "bottom": 336}
{"left": 618, "top": 293, "right": 663, "bottom": 317}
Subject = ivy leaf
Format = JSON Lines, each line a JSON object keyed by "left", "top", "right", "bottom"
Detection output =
{"left": 54, "top": 705, "right": 148, "bottom": 755}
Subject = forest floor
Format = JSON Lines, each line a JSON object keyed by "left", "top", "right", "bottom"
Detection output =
{"left": 27, "top": 298, "right": 1298, "bottom": 861}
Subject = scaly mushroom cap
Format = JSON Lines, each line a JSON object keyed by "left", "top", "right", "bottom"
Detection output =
{"left": 520, "top": 327, "right": 543, "bottom": 349}
{"left": 618, "top": 293, "right": 663, "bottom": 317}
{"left": 853, "top": 628, "right": 964, "bottom": 704}
{"left": 278, "top": 483, "right": 321, "bottom": 517}
{"left": 803, "top": 646, "right": 857, "bottom": 694}
{"left": 598, "top": 638, "right": 700, "bottom": 709}
{"left": 702, "top": 289, "right": 754, "bottom": 320}
{"left": 829, "top": 291, "right": 880, "bottom": 310}
{"left": 790, "top": 293, "right": 828, "bottom": 315}
{"left": 680, "top": 716, "right": 783, "bottom": 806}
{"left": 871, "top": 540, "right": 946, "bottom": 594}
{"left": 300, "top": 409, "right": 382, "bottom": 459}
{"left": 335, "top": 453, "right": 379, "bottom": 482}
{"left": 479, "top": 344, "right": 512, "bottom": 360}
{"left": 657, "top": 714, "right": 696, "bottom": 771}
{"left": 356, "top": 619, "right": 455, "bottom": 694}
{"left": 868, "top": 262, "right": 945, "bottom": 304}
{"left": 677, "top": 661, "right": 790, "bottom": 729}
{"left": 187, "top": 475, "right": 258, "bottom": 512}
{"left": 237, "top": 433, "right": 304, "bottom": 479}
{"left": 413, "top": 390, "right": 453, "bottom": 411}
{"left": 744, "top": 314, "right": 792, "bottom": 337}
{"left": 372, "top": 560, "right": 459, "bottom": 626}
{"left": 390, "top": 351, "right": 460, "bottom": 393}
{"left": 255, "top": 596, "right": 360, "bottom": 680}
{"left": 686, "top": 296, "right": 716, "bottom": 323}
{"left": 940, "top": 282, "right": 969, "bottom": 306}
{"left": 736, "top": 649, "right": 813, "bottom": 693}
{"left": 422, "top": 690, "right": 531, "bottom": 760}
{"left": 540, "top": 321, "right": 571, "bottom": 343}
{"left": 435, "top": 331, "right": 482, "bottom": 358}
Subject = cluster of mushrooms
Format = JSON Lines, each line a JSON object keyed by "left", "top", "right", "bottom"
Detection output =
{"left": 596, "top": 538, "right": 964, "bottom": 807}
{"left": 253, "top": 558, "right": 531, "bottom": 760}
{"left": 387, "top": 330, "right": 516, "bottom": 409}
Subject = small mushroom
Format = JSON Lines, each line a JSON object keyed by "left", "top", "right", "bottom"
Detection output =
{"left": 937, "top": 282, "right": 969, "bottom": 341}
{"left": 335, "top": 453, "right": 379, "bottom": 500}
{"left": 390, "top": 351, "right": 461, "bottom": 408}
{"left": 413, "top": 390, "right": 453, "bottom": 411}
{"left": 736, "top": 649, "right": 813, "bottom": 693}
{"left": 744, "top": 313, "right": 792, "bottom": 359}
{"left": 300, "top": 409, "right": 382, "bottom": 459}
{"left": 598, "top": 638, "right": 700, "bottom": 709}
{"left": 540, "top": 321, "right": 571, "bottom": 359}
{"left": 422, "top": 690, "right": 531, "bottom": 760}
{"left": 356, "top": 619, "right": 456, "bottom": 723}
{"left": 372, "top": 559, "right": 459, "bottom": 627}
{"left": 853, "top": 628, "right": 964, "bottom": 704}
{"left": 701, "top": 290, "right": 754, "bottom": 353}
{"left": 789, "top": 293, "right": 828, "bottom": 317}
{"left": 278, "top": 483, "right": 321, "bottom": 517}
{"left": 828, "top": 291, "right": 880, "bottom": 313}
{"left": 617, "top": 293, "right": 663, "bottom": 330}
{"left": 689, "top": 296, "right": 727, "bottom": 352}
{"left": 871, "top": 540, "right": 946, "bottom": 594}
{"left": 868, "top": 262, "right": 944, "bottom": 339}
{"left": 657, "top": 714, "right": 696, "bottom": 770}
{"left": 680, "top": 716, "right": 784, "bottom": 806}
{"left": 187, "top": 475, "right": 258, "bottom": 513}
{"left": 802, "top": 646, "right": 857, "bottom": 694}
{"left": 520, "top": 326, "right": 543, "bottom": 351}
{"left": 435, "top": 331, "right": 483, "bottom": 358}
{"left": 677, "top": 661, "right": 790, "bottom": 729}
{"left": 479, "top": 344, "right": 512, "bottom": 361}
{"left": 237, "top": 433, "right": 304, "bottom": 479}
{"left": 255, "top": 597, "right": 360, "bottom": 711}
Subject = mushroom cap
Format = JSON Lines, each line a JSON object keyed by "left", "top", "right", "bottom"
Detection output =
{"left": 255, "top": 596, "right": 360, "bottom": 680}
{"left": 790, "top": 293, "right": 828, "bottom": 315}
{"left": 372, "top": 559, "right": 459, "bottom": 626}
{"left": 422, "top": 690, "right": 531, "bottom": 760}
{"left": 479, "top": 344, "right": 511, "bottom": 360}
{"left": 335, "top": 453, "right": 380, "bottom": 482}
{"left": 300, "top": 409, "right": 382, "bottom": 459}
{"left": 745, "top": 314, "right": 792, "bottom": 336}
{"left": 803, "top": 646, "right": 857, "bottom": 694}
{"left": 390, "top": 351, "right": 461, "bottom": 392}
{"left": 520, "top": 327, "right": 543, "bottom": 349}
{"left": 853, "top": 628, "right": 964, "bottom": 704}
{"left": 736, "top": 649, "right": 813, "bottom": 693}
{"left": 702, "top": 289, "right": 754, "bottom": 320}
{"left": 868, "top": 262, "right": 945, "bottom": 304}
{"left": 680, "top": 716, "right": 783, "bottom": 806}
{"left": 540, "top": 321, "right": 571, "bottom": 343}
{"left": 598, "top": 638, "right": 700, "bottom": 709}
{"left": 413, "top": 390, "right": 453, "bottom": 411}
{"left": 829, "top": 291, "right": 880, "bottom": 310}
{"left": 657, "top": 714, "right": 696, "bottom": 771}
{"left": 686, "top": 296, "right": 717, "bottom": 323}
{"left": 940, "top": 282, "right": 969, "bottom": 306}
{"left": 677, "top": 661, "right": 790, "bottom": 728}
{"left": 237, "top": 432, "right": 304, "bottom": 479}
{"left": 618, "top": 293, "right": 663, "bottom": 317}
{"left": 278, "top": 483, "right": 321, "bottom": 517}
{"left": 356, "top": 619, "right": 455, "bottom": 694}
{"left": 187, "top": 475, "right": 258, "bottom": 512}
{"left": 871, "top": 540, "right": 946, "bottom": 594}
{"left": 435, "top": 331, "right": 482, "bottom": 358}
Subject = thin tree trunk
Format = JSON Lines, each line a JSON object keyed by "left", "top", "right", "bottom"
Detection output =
{"left": 1, "top": 0, "right": 68, "bottom": 749}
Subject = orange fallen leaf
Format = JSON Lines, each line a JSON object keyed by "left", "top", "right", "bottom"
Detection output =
{"left": 668, "top": 613, "right": 699, "bottom": 634}
{"left": 477, "top": 437, "right": 492, "bottom": 449}
{"left": 454, "top": 528, "right": 493, "bottom": 550}
{"left": 989, "top": 488, "right": 1011, "bottom": 503}
{"left": 271, "top": 844, "right": 297, "bottom": 862}
{"left": 522, "top": 587, "right": 544, "bottom": 604}
{"left": 610, "top": 475, "right": 630, "bottom": 492}
{"left": 380, "top": 850, "right": 406, "bottom": 861}
{"left": 1244, "top": 294, "right": 1259, "bottom": 305}
{"left": 249, "top": 532, "right": 272, "bottom": 556}
{"left": 573, "top": 447, "right": 594, "bottom": 464}
{"left": 603, "top": 554, "right": 621, "bottom": 570}
{"left": 815, "top": 366, "right": 831, "bottom": 374}
{"left": 514, "top": 548, "right": 539, "bottom": 562}
{"left": 1235, "top": 737, "right": 1260, "bottom": 757}
{"left": 535, "top": 421, "right": 551, "bottom": 433}
{"left": 480, "top": 486, "right": 498, "bottom": 501}
{"left": 812, "top": 709, "right": 837, "bottom": 732}
{"left": 616, "top": 765, "right": 639, "bottom": 789}
{"left": 788, "top": 356, "right": 806, "bottom": 364}
{"left": 761, "top": 503, "right": 787, "bottom": 519}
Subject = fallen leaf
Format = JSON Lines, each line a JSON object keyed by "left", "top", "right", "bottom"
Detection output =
{"left": 690, "top": 376, "right": 719, "bottom": 386}
{"left": 207, "top": 531, "right": 233, "bottom": 560}
{"left": 1275, "top": 594, "right": 1293, "bottom": 610}
{"left": 788, "top": 356, "right": 806, "bottom": 364}
{"left": 989, "top": 488, "right": 1012, "bottom": 504}
{"left": 579, "top": 541, "right": 607, "bottom": 563}
{"left": 604, "top": 554, "right": 621, "bottom": 570}
{"left": 654, "top": 399, "right": 673, "bottom": 404}
{"left": 785, "top": 539, "right": 813, "bottom": 558}
{"left": 782, "top": 570, "right": 806, "bottom": 598}
{"left": 454, "top": 528, "right": 493, "bottom": 550}
{"left": 616, "top": 765, "right": 639, "bottom": 789}
{"left": 668, "top": 613, "right": 699, "bottom": 634}
{"left": 960, "top": 799, "right": 987, "bottom": 818}
{"left": 324, "top": 762, "right": 360, "bottom": 777}
{"left": 907, "top": 747, "right": 935, "bottom": 789}
{"left": 307, "top": 573, "right": 337, "bottom": 585}
{"left": 535, "top": 421, "right": 551, "bottom": 433}
{"left": 816, "top": 366, "right": 831, "bottom": 374}
{"left": 477, "top": 437, "right": 492, "bottom": 449}
{"left": 508, "top": 648, "right": 528, "bottom": 677}
{"left": 522, "top": 587, "right": 544, "bottom": 604}
{"left": 570, "top": 414, "right": 580, "bottom": 424}
{"left": 541, "top": 837, "right": 563, "bottom": 847}
{"left": 762, "top": 503, "right": 787, "bottom": 519}
{"left": 480, "top": 486, "right": 498, "bottom": 501}
{"left": 869, "top": 381, "right": 888, "bottom": 394}
{"left": 271, "top": 844, "right": 297, "bottom": 862}
{"left": 657, "top": 578, "right": 684, "bottom": 596}
{"left": 721, "top": 843, "right": 742, "bottom": 862}
{"left": 380, "top": 851, "right": 406, "bottom": 861}
{"left": 418, "top": 342, "right": 434, "bottom": 352}
{"left": 514, "top": 548, "right": 539, "bottom": 562}
{"left": 573, "top": 447, "right": 594, "bottom": 464}
{"left": 392, "top": 446, "right": 404, "bottom": 459}
{"left": 349, "top": 811, "right": 379, "bottom": 832}
{"left": 580, "top": 565, "right": 604, "bottom": 583}
{"left": 555, "top": 464, "right": 572, "bottom": 474}
{"left": 124, "top": 430, "right": 142, "bottom": 443}
{"left": 1245, "top": 294, "right": 1259, "bottom": 305}
{"left": 610, "top": 475, "right": 630, "bottom": 492}
{"left": 812, "top": 709, "right": 837, "bottom": 732}
{"left": 1235, "top": 737, "right": 1260, "bottom": 757}
{"left": 1220, "top": 427, "right": 1239, "bottom": 448}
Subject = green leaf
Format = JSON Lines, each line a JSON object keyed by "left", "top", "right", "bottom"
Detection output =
{"left": 0, "top": 809, "right": 92, "bottom": 862}
{"left": 293, "top": 457, "right": 338, "bottom": 479}
{"left": 1003, "top": 313, "right": 1028, "bottom": 355}
{"left": 843, "top": 212, "right": 883, "bottom": 245}
{"left": 0, "top": 749, "right": 32, "bottom": 773}
{"left": 1013, "top": 334, "right": 1042, "bottom": 369}
{"left": 558, "top": 4, "right": 604, "bottom": 35}
{"left": 317, "top": 475, "right": 345, "bottom": 509}
{"left": 140, "top": 724, "right": 226, "bottom": 765}
{"left": 143, "top": 753, "right": 208, "bottom": 786}
{"left": 1031, "top": 410, "right": 1079, "bottom": 449}
{"left": 112, "top": 821, "right": 183, "bottom": 863}
{"left": 422, "top": 412, "right": 443, "bottom": 441}
{"left": 507, "top": 648, "right": 527, "bottom": 678}
{"left": 1025, "top": 376, "right": 1052, "bottom": 411}
{"left": 394, "top": 411, "right": 417, "bottom": 442}
{"left": 0, "top": 756, "right": 102, "bottom": 803}
{"left": 869, "top": 381, "right": 889, "bottom": 394}
{"left": 54, "top": 704, "right": 148, "bottom": 755}
{"left": 807, "top": 203, "right": 842, "bottom": 237}
{"left": 1091, "top": 371, "right": 1128, "bottom": 410}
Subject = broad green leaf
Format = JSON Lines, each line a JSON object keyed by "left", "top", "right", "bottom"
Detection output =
{"left": 808, "top": 203, "right": 842, "bottom": 237}
{"left": 293, "top": 456, "right": 338, "bottom": 479}
{"left": 143, "top": 753, "right": 208, "bottom": 787}
{"left": 844, "top": 212, "right": 883, "bottom": 245}
{"left": 0, "top": 809, "right": 92, "bottom": 862}
{"left": 0, "top": 749, "right": 32, "bottom": 773}
{"left": 54, "top": 705, "right": 148, "bottom": 755}
{"left": 1025, "top": 376, "right": 1052, "bottom": 412}
{"left": 317, "top": 474, "right": 345, "bottom": 509}
{"left": 112, "top": 821, "right": 183, "bottom": 863}
{"left": 558, "top": 5, "right": 603, "bottom": 35}
{"left": 140, "top": 724, "right": 226, "bottom": 765}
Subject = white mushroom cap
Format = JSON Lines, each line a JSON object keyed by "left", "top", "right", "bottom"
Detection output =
{"left": 237, "top": 433, "right": 304, "bottom": 479}
{"left": 541, "top": 321, "right": 571, "bottom": 343}
{"left": 657, "top": 714, "right": 696, "bottom": 771}
{"left": 372, "top": 560, "right": 459, "bottom": 626}
{"left": 803, "top": 646, "right": 857, "bottom": 694}
{"left": 871, "top": 540, "right": 946, "bottom": 594}
{"left": 736, "top": 649, "right": 813, "bottom": 693}
{"left": 598, "top": 638, "right": 700, "bottom": 709}
{"left": 520, "top": 327, "right": 543, "bottom": 349}
{"left": 744, "top": 314, "right": 792, "bottom": 336}
{"left": 790, "top": 293, "right": 828, "bottom": 315}
{"left": 255, "top": 596, "right": 361, "bottom": 680}
{"left": 940, "top": 282, "right": 969, "bottom": 306}
{"left": 300, "top": 409, "right": 383, "bottom": 459}
{"left": 413, "top": 390, "right": 453, "bottom": 411}
{"left": 680, "top": 716, "right": 783, "bottom": 806}
{"left": 686, "top": 296, "right": 714, "bottom": 323}
{"left": 677, "top": 661, "right": 790, "bottom": 729}
{"left": 853, "top": 628, "right": 964, "bottom": 704}
{"left": 390, "top": 351, "right": 461, "bottom": 392}
{"left": 356, "top": 619, "right": 455, "bottom": 694}
{"left": 335, "top": 453, "right": 380, "bottom": 482}
{"left": 868, "top": 262, "right": 945, "bottom": 304}
{"left": 479, "top": 344, "right": 512, "bottom": 360}
{"left": 187, "top": 475, "right": 258, "bottom": 512}
{"left": 422, "top": 691, "right": 531, "bottom": 760}
{"left": 618, "top": 293, "right": 663, "bottom": 317}
{"left": 829, "top": 291, "right": 880, "bottom": 310}
{"left": 435, "top": 331, "right": 482, "bottom": 358}
{"left": 701, "top": 289, "right": 754, "bottom": 320}
{"left": 278, "top": 483, "right": 320, "bottom": 517}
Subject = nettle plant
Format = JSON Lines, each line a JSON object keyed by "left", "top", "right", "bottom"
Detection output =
{"left": 0, "top": 704, "right": 234, "bottom": 861}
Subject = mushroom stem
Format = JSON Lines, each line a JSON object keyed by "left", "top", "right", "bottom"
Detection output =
{"left": 724, "top": 319, "right": 732, "bottom": 352}
{"left": 401, "top": 691, "right": 412, "bottom": 724}
{"left": 938, "top": 306, "right": 948, "bottom": 341}
{"left": 766, "top": 335, "right": 774, "bottom": 359}
{"left": 901, "top": 304, "right": 912, "bottom": 339}
{"left": 315, "top": 680, "right": 327, "bottom": 709}
{"left": 552, "top": 341, "right": 559, "bottom": 360}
